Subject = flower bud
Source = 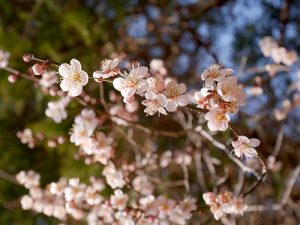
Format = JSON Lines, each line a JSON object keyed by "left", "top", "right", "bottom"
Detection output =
{"left": 8, "top": 74, "right": 17, "bottom": 83}
{"left": 32, "top": 63, "right": 45, "bottom": 75}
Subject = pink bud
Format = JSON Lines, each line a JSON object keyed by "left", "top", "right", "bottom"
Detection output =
{"left": 23, "top": 54, "right": 34, "bottom": 62}
{"left": 8, "top": 74, "right": 17, "bottom": 83}
{"left": 32, "top": 63, "right": 44, "bottom": 75}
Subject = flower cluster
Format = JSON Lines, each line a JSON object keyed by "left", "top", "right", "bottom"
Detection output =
{"left": 259, "top": 37, "right": 298, "bottom": 66}
{"left": 194, "top": 64, "right": 246, "bottom": 131}
{"left": 0, "top": 50, "right": 267, "bottom": 224}
{"left": 17, "top": 128, "right": 35, "bottom": 149}
{"left": 112, "top": 64, "right": 188, "bottom": 116}
{"left": 45, "top": 97, "right": 70, "bottom": 123}
{"left": 16, "top": 169, "right": 197, "bottom": 225}
{"left": 203, "top": 191, "right": 247, "bottom": 221}
{"left": 70, "top": 108, "right": 115, "bottom": 165}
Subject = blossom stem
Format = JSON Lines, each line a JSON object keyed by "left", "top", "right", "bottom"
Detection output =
{"left": 228, "top": 124, "right": 240, "bottom": 138}
{"left": 182, "top": 163, "right": 190, "bottom": 193}
{"left": 3, "top": 66, "right": 38, "bottom": 82}
{"left": 23, "top": 53, "right": 61, "bottom": 67}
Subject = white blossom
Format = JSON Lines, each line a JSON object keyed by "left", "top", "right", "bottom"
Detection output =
{"left": 203, "top": 191, "right": 246, "bottom": 221}
{"left": 132, "top": 175, "right": 154, "bottom": 195}
{"left": 142, "top": 92, "right": 168, "bottom": 116}
{"left": 45, "top": 97, "right": 69, "bottom": 123}
{"left": 205, "top": 110, "right": 230, "bottom": 131}
{"left": 110, "top": 189, "right": 128, "bottom": 210}
{"left": 39, "top": 70, "right": 58, "bottom": 88}
{"left": 155, "top": 196, "right": 176, "bottom": 219}
{"left": 231, "top": 136, "right": 260, "bottom": 158}
{"left": 59, "top": 59, "right": 88, "bottom": 97}
{"left": 20, "top": 195, "right": 34, "bottom": 210}
{"left": 201, "top": 64, "right": 233, "bottom": 87}
{"left": 102, "top": 163, "right": 126, "bottom": 189}
{"left": 93, "top": 58, "right": 119, "bottom": 80}
{"left": 113, "top": 65, "right": 149, "bottom": 98}
{"left": 163, "top": 81, "right": 188, "bottom": 112}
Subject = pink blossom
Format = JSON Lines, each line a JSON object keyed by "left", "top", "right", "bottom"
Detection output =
{"left": 231, "top": 136, "right": 260, "bottom": 158}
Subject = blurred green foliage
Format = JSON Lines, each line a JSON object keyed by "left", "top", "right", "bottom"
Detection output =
{"left": 0, "top": 1, "right": 123, "bottom": 224}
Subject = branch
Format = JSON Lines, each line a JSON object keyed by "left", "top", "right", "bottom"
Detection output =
{"left": 195, "top": 126, "right": 260, "bottom": 178}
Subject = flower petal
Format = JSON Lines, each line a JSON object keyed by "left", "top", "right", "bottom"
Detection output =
{"left": 93, "top": 71, "right": 102, "bottom": 79}
{"left": 80, "top": 71, "right": 88, "bottom": 86}
{"left": 178, "top": 95, "right": 188, "bottom": 106}
{"left": 68, "top": 83, "right": 83, "bottom": 97}
{"left": 245, "top": 148, "right": 258, "bottom": 157}
{"left": 60, "top": 79, "right": 70, "bottom": 91}
{"left": 249, "top": 138, "right": 260, "bottom": 148}
{"left": 157, "top": 93, "right": 168, "bottom": 107}
{"left": 59, "top": 63, "right": 72, "bottom": 77}
{"left": 166, "top": 101, "right": 177, "bottom": 112}
{"left": 177, "top": 83, "right": 187, "bottom": 95}
{"left": 136, "top": 66, "right": 148, "bottom": 78}
{"left": 145, "top": 92, "right": 156, "bottom": 100}
{"left": 121, "top": 87, "right": 135, "bottom": 97}
{"left": 137, "top": 79, "right": 149, "bottom": 95}
{"left": 113, "top": 77, "right": 126, "bottom": 91}
{"left": 70, "top": 59, "right": 81, "bottom": 72}
{"left": 158, "top": 107, "right": 167, "bottom": 115}
{"left": 207, "top": 121, "right": 218, "bottom": 131}
{"left": 111, "top": 59, "right": 119, "bottom": 68}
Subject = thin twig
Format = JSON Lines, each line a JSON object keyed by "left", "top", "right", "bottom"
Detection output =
{"left": 0, "top": 170, "right": 19, "bottom": 185}
{"left": 195, "top": 126, "right": 260, "bottom": 178}
{"left": 194, "top": 151, "right": 208, "bottom": 191}
{"left": 182, "top": 163, "right": 190, "bottom": 193}
{"left": 272, "top": 125, "right": 284, "bottom": 158}
{"left": 280, "top": 164, "right": 300, "bottom": 205}
{"left": 99, "top": 82, "right": 108, "bottom": 112}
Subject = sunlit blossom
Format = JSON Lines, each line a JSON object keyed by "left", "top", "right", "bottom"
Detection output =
{"left": 59, "top": 59, "right": 88, "bottom": 97}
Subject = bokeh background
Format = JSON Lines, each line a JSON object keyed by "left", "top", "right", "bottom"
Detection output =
{"left": 1, "top": 0, "right": 300, "bottom": 224}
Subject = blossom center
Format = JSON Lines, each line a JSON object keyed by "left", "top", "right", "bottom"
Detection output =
{"left": 72, "top": 72, "right": 82, "bottom": 83}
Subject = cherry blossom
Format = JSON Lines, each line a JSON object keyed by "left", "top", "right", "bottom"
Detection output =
{"left": 17, "top": 128, "right": 35, "bottom": 148}
{"left": 132, "top": 174, "right": 154, "bottom": 195}
{"left": 146, "top": 75, "right": 165, "bottom": 93}
{"left": 163, "top": 81, "right": 188, "bottom": 112}
{"left": 155, "top": 196, "right": 176, "bottom": 219}
{"left": 201, "top": 63, "right": 233, "bottom": 87}
{"left": 259, "top": 36, "right": 278, "bottom": 57}
{"left": 231, "top": 135, "right": 260, "bottom": 158}
{"left": 259, "top": 36, "right": 298, "bottom": 66}
{"left": 70, "top": 109, "right": 97, "bottom": 146}
{"left": 203, "top": 191, "right": 247, "bottom": 221}
{"left": 110, "top": 189, "right": 129, "bottom": 210}
{"left": 113, "top": 65, "right": 149, "bottom": 98}
{"left": 39, "top": 70, "right": 57, "bottom": 88}
{"left": 20, "top": 195, "right": 34, "bottom": 210}
{"left": 102, "top": 162, "right": 126, "bottom": 189}
{"left": 93, "top": 58, "right": 119, "bottom": 80}
{"left": 142, "top": 92, "right": 168, "bottom": 116}
{"left": 150, "top": 59, "right": 167, "bottom": 76}
{"left": 16, "top": 170, "right": 40, "bottom": 189}
{"left": 205, "top": 109, "right": 230, "bottom": 131}
{"left": 217, "top": 76, "right": 240, "bottom": 102}
{"left": 45, "top": 97, "right": 70, "bottom": 123}
{"left": 59, "top": 59, "right": 88, "bottom": 97}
